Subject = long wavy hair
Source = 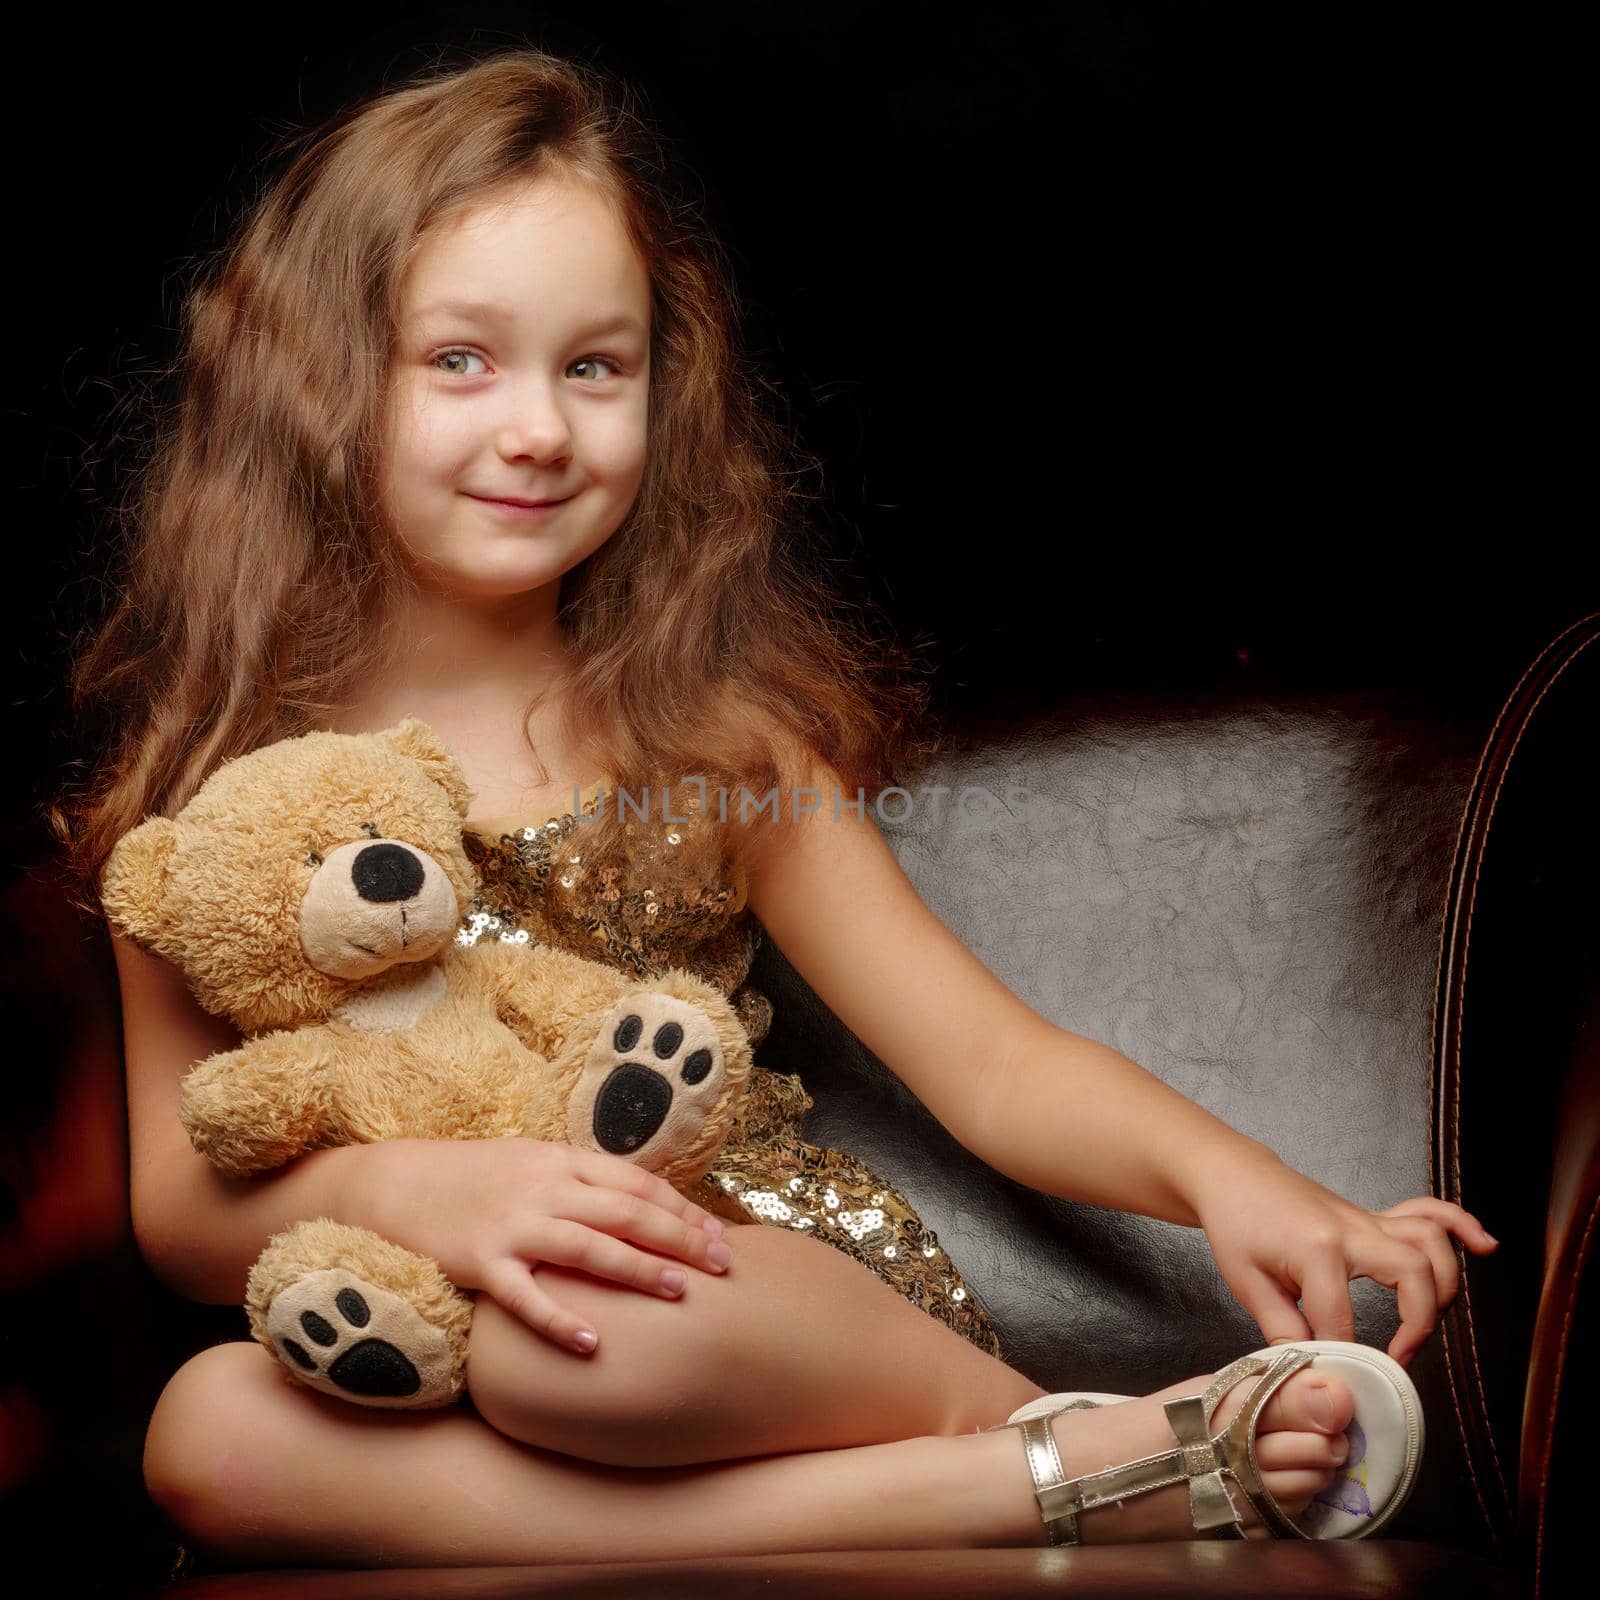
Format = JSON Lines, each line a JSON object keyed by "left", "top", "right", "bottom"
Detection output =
{"left": 46, "top": 47, "right": 945, "bottom": 919}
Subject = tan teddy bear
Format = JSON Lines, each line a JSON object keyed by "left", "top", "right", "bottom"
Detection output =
{"left": 101, "top": 718, "right": 753, "bottom": 1409}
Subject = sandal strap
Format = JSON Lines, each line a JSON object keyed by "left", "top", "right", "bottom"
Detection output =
{"left": 1167, "top": 1345, "right": 1318, "bottom": 1539}
{"left": 1014, "top": 1414, "right": 1082, "bottom": 1545}
{"left": 1210, "top": 1348, "right": 1319, "bottom": 1540}
{"left": 1006, "top": 1346, "right": 1319, "bottom": 1545}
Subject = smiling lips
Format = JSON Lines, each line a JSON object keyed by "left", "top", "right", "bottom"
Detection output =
{"left": 470, "top": 492, "right": 571, "bottom": 509}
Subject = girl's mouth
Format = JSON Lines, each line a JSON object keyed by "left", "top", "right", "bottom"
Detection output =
{"left": 468, "top": 493, "right": 573, "bottom": 517}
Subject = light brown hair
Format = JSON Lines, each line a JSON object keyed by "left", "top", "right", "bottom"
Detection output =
{"left": 46, "top": 47, "right": 944, "bottom": 917}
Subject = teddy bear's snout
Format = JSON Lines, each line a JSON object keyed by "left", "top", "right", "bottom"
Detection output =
{"left": 352, "top": 842, "right": 427, "bottom": 903}
{"left": 299, "top": 837, "right": 461, "bottom": 979}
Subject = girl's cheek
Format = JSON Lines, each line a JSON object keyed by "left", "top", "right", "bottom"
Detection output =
{"left": 591, "top": 415, "right": 650, "bottom": 477}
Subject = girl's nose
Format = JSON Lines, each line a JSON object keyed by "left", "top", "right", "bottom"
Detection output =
{"left": 497, "top": 383, "right": 573, "bottom": 462}
{"left": 498, "top": 422, "right": 571, "bottom": 464}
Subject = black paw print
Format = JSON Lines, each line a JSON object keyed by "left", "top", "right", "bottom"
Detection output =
{"left": 594, "top": 1009, "right": 716, "bottom": 1154}
{"left": 280, "top": 1286, "right": 421, "bottom": 1399}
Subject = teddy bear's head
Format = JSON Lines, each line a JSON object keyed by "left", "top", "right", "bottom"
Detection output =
{"left": 102, "top": 718, "right": 480, "bottom": 1034}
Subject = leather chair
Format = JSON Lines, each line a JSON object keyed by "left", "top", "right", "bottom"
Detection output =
{"left": 4, "top": 610, "right": 1592, "bottom": 1599}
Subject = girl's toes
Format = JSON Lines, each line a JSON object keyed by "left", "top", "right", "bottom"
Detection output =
{"left": 1254, "top": 1427, "right": 1351, "bottom": 1520}
{"left": 1255, "top": 1427, "right": 1351, "bottom": 1474}
{"left": 1259, "top": 1368, "right": 1355, "bottom": 1437}
{"left": 1259, "top": 1467, "right": 1336, "bottom": 1517}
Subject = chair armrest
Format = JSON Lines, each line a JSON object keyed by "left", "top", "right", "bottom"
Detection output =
{"left": 1519, "top": 993, "right": 1599, "bottom": 1600}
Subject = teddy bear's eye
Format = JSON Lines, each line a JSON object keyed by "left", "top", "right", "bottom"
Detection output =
{"left": 360, "top": 821, "right": 380, "bottom": 839}
{"left": 306, "top": 850, "right": 323, "bottom": 868}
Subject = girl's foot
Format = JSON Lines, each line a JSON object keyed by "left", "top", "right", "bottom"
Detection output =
{"left": 1024, "top": 1364, "right": 1355, "bottom": 1544}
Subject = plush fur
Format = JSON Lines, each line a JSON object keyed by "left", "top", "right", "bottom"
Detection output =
{"left": 103, "top": 719, "right": 753, "bottom": 1409}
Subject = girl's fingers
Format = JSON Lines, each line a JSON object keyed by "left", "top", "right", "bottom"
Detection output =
{"left": 1232, "top": 1264, "right": 1313, "bottom": 1348}
{"left": 568, "top": 1148, "right": 725, "bottom": 1237}
{"left": 482, "top": 1258, "right": 601, "bottom": 1354}
{"left": 1380, "top": 1215, "right": 1461, "bottom": 1310}
{"left": 1293, "top": 1247, "right": 1359, "bottom": 1344}
{"left": 531, "top": 1214, "right": 718, "bottom": 1302}
{"left": 1378, "top": 1196, "right": 1497, "bottom": 1249}
{"left": 1360, "top": 1238, "right": 1442, "bottom": 1366}
{"left": 567, "top": 1147, "right": 715, "bottom": 1225}
{"left": 560, "top": 1183, "right": 732, "bottom": 1276}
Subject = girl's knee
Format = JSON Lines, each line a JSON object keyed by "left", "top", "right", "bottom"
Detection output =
{"left": 467, "top": 1287, "right": 626, "bottom": 1438}
{"left": 466, "top": 1275, "right": 705, "bottom": 1462}
{"left": 143, "top": 1340, "right": 299, "bottom": 1548}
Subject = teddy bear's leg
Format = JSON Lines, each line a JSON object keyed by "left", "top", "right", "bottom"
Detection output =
{"left": 556, "top": 970, "right": 754, "bottom": 1190}
{"left": 473, "top": 941, "right": 754, "bottom": 1188}
{"left": 246, "top": 1218, "right": 474, "bottom": 1410}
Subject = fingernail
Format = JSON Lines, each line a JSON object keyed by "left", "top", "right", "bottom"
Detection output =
{"left": 707, "top": 1241, "right": 733, "bottom": 1269}
{"left": 574, "top": 1328, "right": 598, "bottom": 1352}
{"left": 661, "top": 1268, "right": 687, "bottom": 1294}
{"left": 1313, "top": 1384, "right": 1336, "bottom": 1429}
{"left": 703, "top": 1217, "right": 726, "bottom": 1239}
{"left": 1333, "top": 1433, "right": 1351, "bottom": 1462}
{"left": 1484, "top": 1231, "right": 1500, "bottom": 1246}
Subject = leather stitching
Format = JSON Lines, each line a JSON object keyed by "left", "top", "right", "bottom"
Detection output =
{"left": 1433, "top": 612, "right": 1600, "bottom": 1542}
{"left": 1532, "top": 1187, "right": 1599, "bottom": 1600}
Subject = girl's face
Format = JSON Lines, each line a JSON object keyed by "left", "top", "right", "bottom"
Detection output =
{"left": 381, "top": 170, "right": 652, "bottom": 605}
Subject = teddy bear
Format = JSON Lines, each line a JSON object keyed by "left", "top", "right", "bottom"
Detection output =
{"left": 101, "top": 717, "right": 754, "bottom": 1410}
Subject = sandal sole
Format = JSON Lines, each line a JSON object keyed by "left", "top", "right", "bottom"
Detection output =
{"left": 1241, "top": 1339, "right": 1425, "bottom": 1539}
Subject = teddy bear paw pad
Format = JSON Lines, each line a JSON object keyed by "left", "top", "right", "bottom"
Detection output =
{"left": 265, "top": 1268, "right": 458, "bottom": 1408}
{"left": 567, "top": 991, "right": 726, "bottom": 1168}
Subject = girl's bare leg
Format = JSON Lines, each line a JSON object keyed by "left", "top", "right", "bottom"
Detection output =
{"left": 465, "top": 1222, "right": 1046, "bottom": 1466}
{"left": 145, "top": 1222, "right": 1354, "bottom": 1565}
{"left": 145, "top": 1339, "right": 1053, "bottom": 1568}
{"left": 146, "top": 1340, "right": 1353, "bottom": 1568}
{"left": 463, "top": 1219, "right": 1353, "bottom": 1544}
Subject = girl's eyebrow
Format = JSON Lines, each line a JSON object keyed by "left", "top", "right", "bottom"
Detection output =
{"left": 412, "top": 297, "right": 645, "bottom": 339}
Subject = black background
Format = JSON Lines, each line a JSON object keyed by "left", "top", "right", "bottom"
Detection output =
{"left": 8, "top": 2, "right": 1589, "bottom": 840}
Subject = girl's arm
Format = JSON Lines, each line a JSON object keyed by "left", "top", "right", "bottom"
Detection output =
{"left": 740, "top": 776, "right": 1241, "bottom": 1221}
{"left": 113, "top": 929, "right": 727, "bottom": 1353}
{"left": 114, "top": 929, "right": 376, "bottom": 1305}
{"left": 741, "top": 759, "right": 1497, "bottom": 1366}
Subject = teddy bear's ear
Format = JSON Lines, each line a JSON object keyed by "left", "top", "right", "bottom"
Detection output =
{"left": 374, "top": 717, "right": 474, "bottom": 817}
{"left": 100, "top": 817, "right": 182, "bottom": 958}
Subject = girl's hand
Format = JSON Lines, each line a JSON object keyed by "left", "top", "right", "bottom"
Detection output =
{"left": 353, "top": 1136, "right": 733, "bottom": 1354}
{"left": 1189, "top": 1150, "right": 1499, "bottom": 1367}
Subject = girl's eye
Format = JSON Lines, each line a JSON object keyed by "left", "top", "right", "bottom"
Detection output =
{"left": 568, "top": 355, "right": 624, "bottom": 382}
{"left": 434, "top": 348, "right": 488, "bottom": 377}
{"left": 431, "top": 348, "right": 624, "bottom": 382}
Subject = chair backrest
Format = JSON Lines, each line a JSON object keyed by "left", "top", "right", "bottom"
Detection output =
{"left": 746, "top": 612, "right": 1600, "bottom": 1574}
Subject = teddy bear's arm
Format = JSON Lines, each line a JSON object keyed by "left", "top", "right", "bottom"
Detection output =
{"left": 469, "top": 939, "right": 638, "bottom": 1060}
{"left": 179, "top": 1027, "right": 344, "bottom": 1181}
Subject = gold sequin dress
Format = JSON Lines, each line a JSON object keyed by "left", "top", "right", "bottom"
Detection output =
{"left": 458, "top": 778, "right": 1005, "bottom": 1362}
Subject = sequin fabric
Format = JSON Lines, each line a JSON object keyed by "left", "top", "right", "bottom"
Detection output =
{"left": 458, "top": 780, "right": 1004, "bottom": 1362}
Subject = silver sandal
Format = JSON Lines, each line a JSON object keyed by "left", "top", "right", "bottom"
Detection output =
{"left": 988, "top": 1340, "right": 1425, "bottom": 1545}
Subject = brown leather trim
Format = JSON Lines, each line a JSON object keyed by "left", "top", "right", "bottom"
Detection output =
{"left": 1431, "top": 610, "right": 1600, "bottom": 1553}
{"left": 1520, "top": 991, "right": 1600, "bottom": 1600}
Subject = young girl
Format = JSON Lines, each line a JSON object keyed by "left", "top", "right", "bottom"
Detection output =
{"left": 56, "top": 48, "right": 1495, "bottom": 1573}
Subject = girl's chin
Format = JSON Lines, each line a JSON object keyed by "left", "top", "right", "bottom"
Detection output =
{"left": 412, "top": 555, "right": 571, "bottom": 601}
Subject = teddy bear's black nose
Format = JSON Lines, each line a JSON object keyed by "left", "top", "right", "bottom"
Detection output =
{"left": 351, "top": 842, "right": 426, "bottom": 903}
